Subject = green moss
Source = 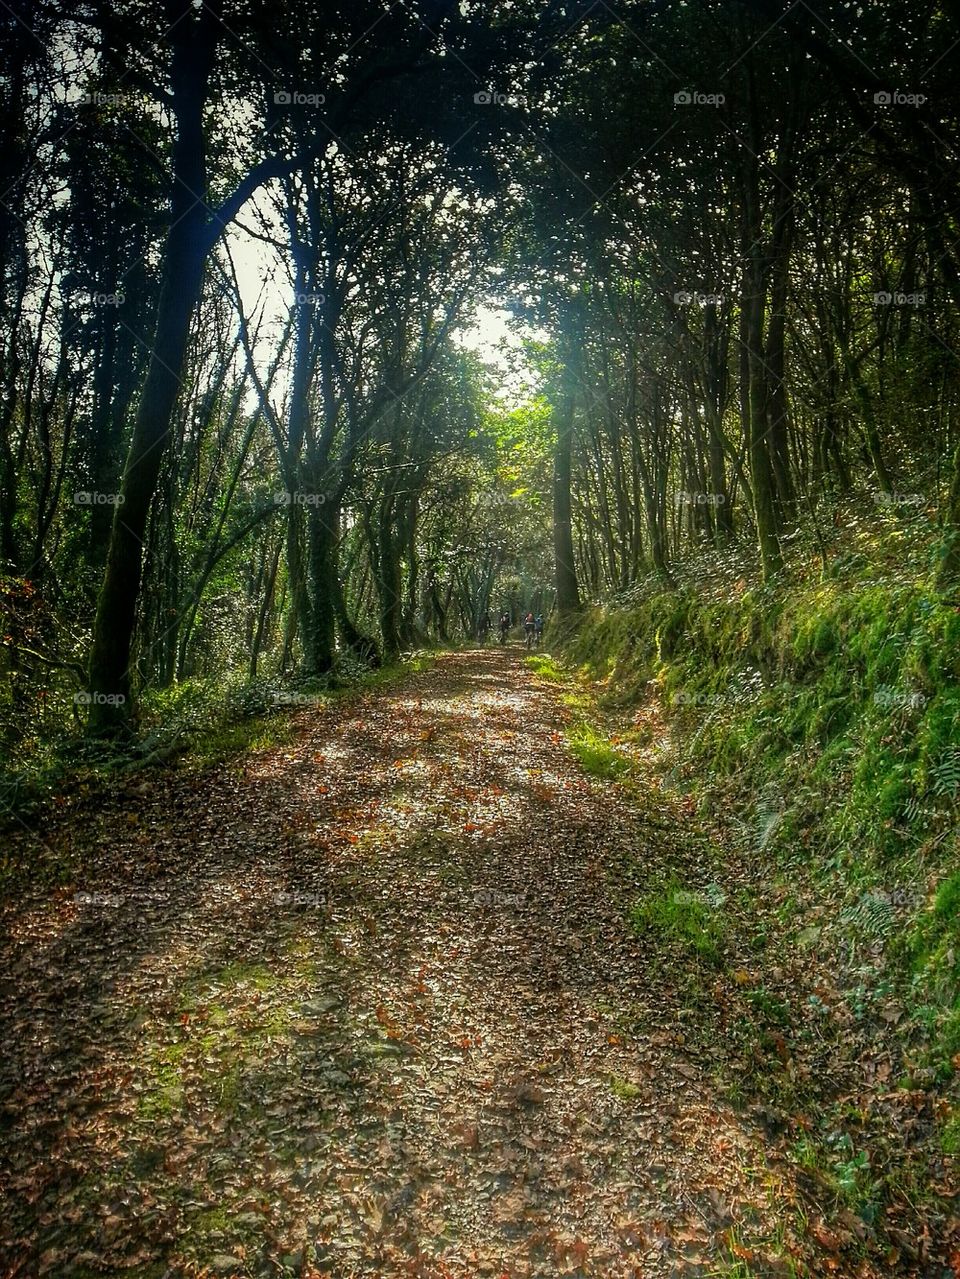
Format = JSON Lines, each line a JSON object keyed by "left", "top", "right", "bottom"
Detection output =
{"left": 567, "top": 722, "right": 631, "bottom": 779}
{"left": 136, "top": 935, "right": 329, "bottom": 1125}
{"left": 524, "top": 653, "right": 565, "bottom": 681}
{"left": 217, "top": 1061, "right": 244, "bottom": 1113}
{"left": 178, "top": 964, "right": 271, "bottom": 1015}
{"left": 187, "top": 716, "right": 296, "bottom": 767}
{"left": 608, "top": 1074, "right": 644, "bottom": 1099}
{"left": 910, "top": 871, "right": 960, "bottom": 988}
{"left": 191, "top": 1206, "right": 231, "bottom": 1236}
{"left": 907, "top": 875, "right": 960, "bottom": 1076}
{"left": 561, "top": 576, "right": 958, "bottom": 864}
{"left": 560, "top": 573, "right": 960, "bottom": 1086}
{"left": 137, "top": 1059, "right": 185, "bottom": 1118}
{"left": 630, "top": 877, "right": 725, "bottom": 965}
{"left": 941, "top": 1111, "right": 960, "bottom": 1155}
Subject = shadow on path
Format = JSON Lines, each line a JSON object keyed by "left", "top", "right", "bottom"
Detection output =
{"left": 0, "top": 648, "right": 870, "bottom": 1278}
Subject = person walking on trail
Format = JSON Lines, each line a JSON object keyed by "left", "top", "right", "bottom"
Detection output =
{"left": 534, "top": 613, "right": 544, "bottom": 646}
{"left": 498, "top": 610, "right": 511, "bottom": 643}
{"left": 523, "top": 611, "right": 536, "bottom": 649}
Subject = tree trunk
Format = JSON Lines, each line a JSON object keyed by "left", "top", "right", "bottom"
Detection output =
{"left": 740, "top": 184, "right": 783, "bottom": 576}
{"left": 87, "top": 5, "right": 216, "bottom": 734}
{"left": 745, "top": 293, "right": 784, "bottom": 579}
{"left": 553, "top": 391, "right": 581, "bottom": 614}
{"left": 374, "top": 498, "right": 404, "bottom": 661}
{"left": 702, "top": 308, "right": 734, "bottom": 539}
{"left": 842, "top": 345, "right": 894, "bottom": 496}
{"left": 304, "top": 491, "right": 337, "bottom": 673}
{"left": 937, "top": 445, "right": 960, "bottom": 590}
{"left": 250, "top": 536, "right": 282, "bottom": 678}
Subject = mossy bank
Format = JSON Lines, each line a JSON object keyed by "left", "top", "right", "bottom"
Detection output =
{"left": 547, "top": 544, "right": 960, "bottom": 1218}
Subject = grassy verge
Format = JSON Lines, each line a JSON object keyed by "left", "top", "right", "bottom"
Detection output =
{"left": 545, "top": 529, "right": 960, "bottom": 1255}
{"left": 525, "top": 651, "right": 634, "bottom": 781}
{"left": 559, "top": 571, "right": 960, "bottom": 1067}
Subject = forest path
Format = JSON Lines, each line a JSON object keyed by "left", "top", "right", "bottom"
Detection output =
{"left": 1, "top": 649, "right": 863, "bottom": 1277}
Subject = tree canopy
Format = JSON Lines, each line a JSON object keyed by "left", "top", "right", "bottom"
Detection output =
{"left": 0, "top": 0, "right": 957, "bottom": 740}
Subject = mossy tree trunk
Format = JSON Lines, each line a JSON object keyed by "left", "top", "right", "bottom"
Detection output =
{"left": 553, "top": 390, "right": 582, "bottom": 615}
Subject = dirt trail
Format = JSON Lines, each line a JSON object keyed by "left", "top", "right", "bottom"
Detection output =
{"left": 0, "top": 649, "right": 863, "bottom": 1277}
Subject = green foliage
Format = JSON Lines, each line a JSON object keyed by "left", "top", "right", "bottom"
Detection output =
{"left": 564, "top": 573, "right": 960, "bottom": 865}
{"left": 743, "top": 986, "right": 790, "bottom": 1026}
{"left": 629, "top": 878, "right": 726, "bottom": 966}
{"left": 941, "top": 1111, "right": 960, "bottom": 1155}
{"left": 907, "top": 870, "right": 960, "bottom": 1075}
{"left": 567, "top": 722, "right": 631, "bottom": 779}
{"left": 608, "top": 1074, "right": 644, "bottom": 1099}
{"left": 787, "top": 1132, "right": 880, "bottom": 1218}
{"left": 559, "top": 548, "right": 960, "bottom": 1073}
{"left": 524, "top": 653, "right": 565, "bottom": 681}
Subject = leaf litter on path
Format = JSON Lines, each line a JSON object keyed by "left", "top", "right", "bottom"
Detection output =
{"left": 0, "top": 649, "right": 951, "bottom": 1277}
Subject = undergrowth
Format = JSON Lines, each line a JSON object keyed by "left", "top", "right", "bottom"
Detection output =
{"left": 561, "top": 544, "right": 959, "bottom": 1061}
{"left": 630, "top": 876, "right": 727, "bottom": 966}
{"left": 553, "top": 502, "right": 959, "bottom": 1236}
